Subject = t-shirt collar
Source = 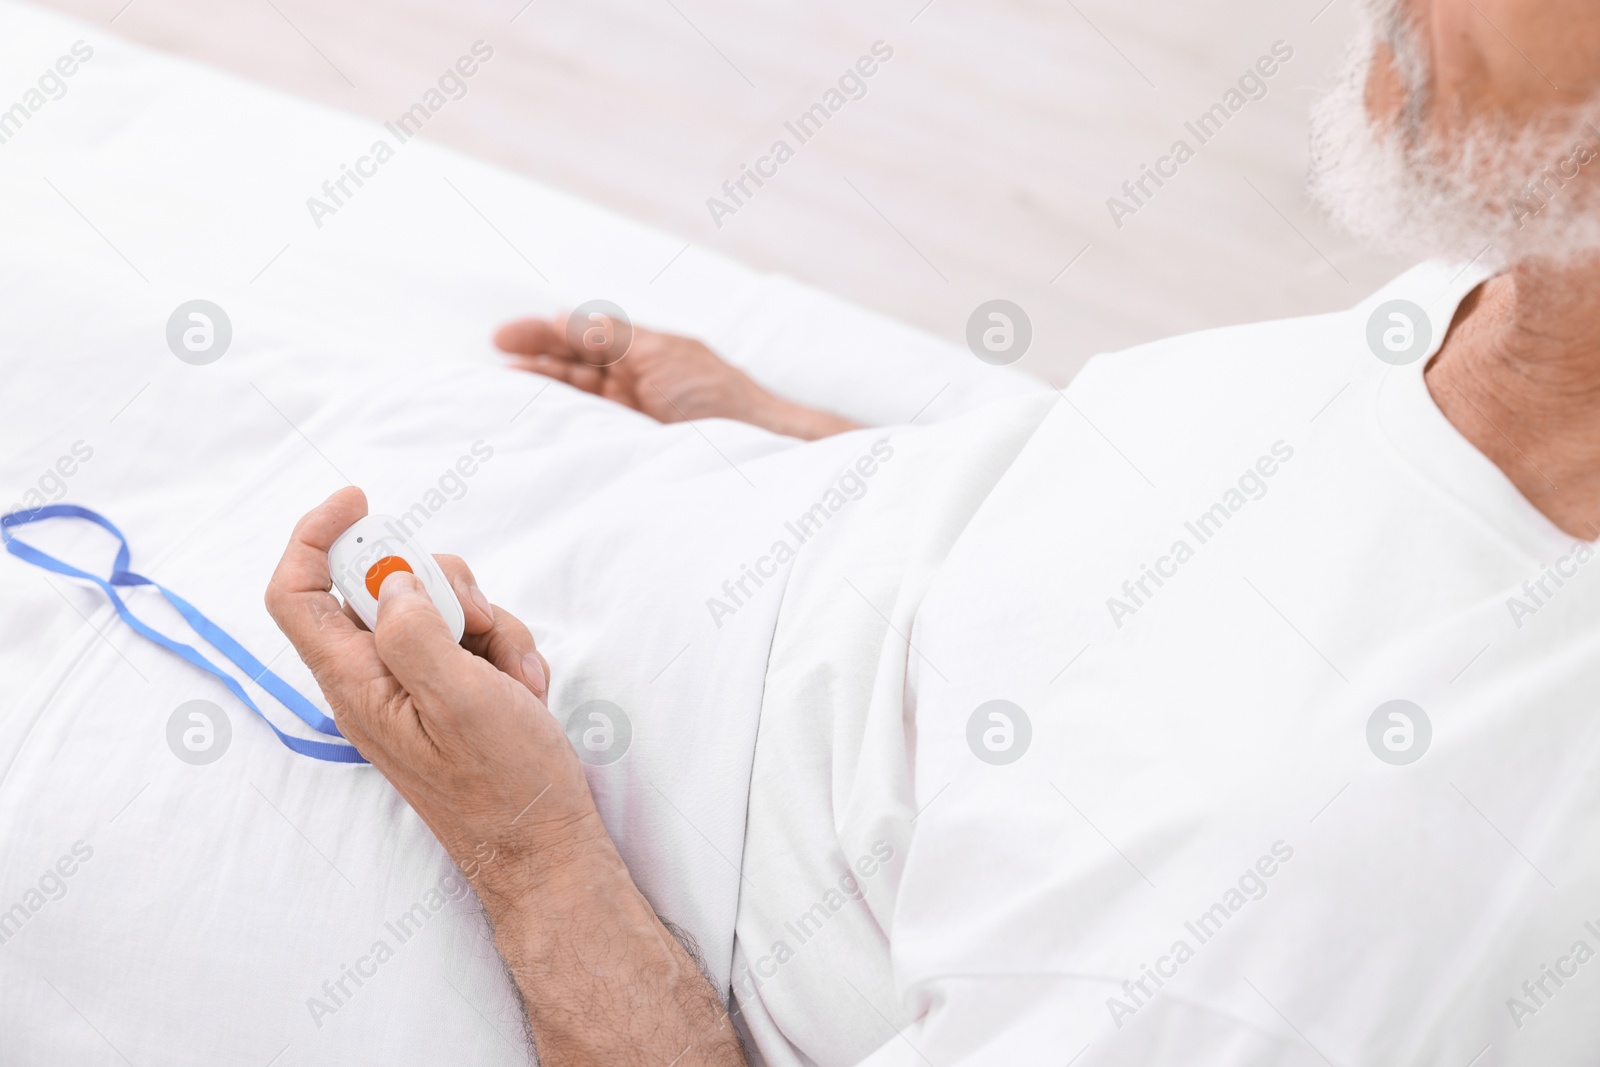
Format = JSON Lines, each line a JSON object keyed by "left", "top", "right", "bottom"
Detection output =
{"left": 1371, "top": 259, "right": 1586, "bottom": 561}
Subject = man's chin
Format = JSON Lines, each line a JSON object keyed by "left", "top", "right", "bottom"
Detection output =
{"left": 1311, "top": 115, "right": 1600, "bottom": 270}
{"left": 1330, "top": 184, "right": 1600, "bottom": 272}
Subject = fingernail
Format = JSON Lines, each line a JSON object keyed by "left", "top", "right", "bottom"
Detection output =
{"left": 378, "top": 571, "right": 420, "bottom": 602}
{"left": 521, "top": 651, "right": 547, "bottom": 693}
{"left": 468, "top": 582, "right": 492, "bottom": 618}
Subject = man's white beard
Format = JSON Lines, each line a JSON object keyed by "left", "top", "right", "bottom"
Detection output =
{"left": 1308, "top": 2, "right": 1600, "bottom": 269}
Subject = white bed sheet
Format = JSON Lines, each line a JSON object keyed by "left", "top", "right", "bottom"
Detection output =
{"left": 0, "top": 0, "right": 1043, "bottom": 720}
{"left": 0, "top": 4, "right": 1043, "bottom": 1064}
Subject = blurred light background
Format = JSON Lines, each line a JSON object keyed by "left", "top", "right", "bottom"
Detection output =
{"left": 37, "top": 0, "right": 1408, "bottom": 382}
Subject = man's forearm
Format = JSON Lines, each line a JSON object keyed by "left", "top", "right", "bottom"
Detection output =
{"left": 485, "top": 841, "right": 747, "bottom": 1066}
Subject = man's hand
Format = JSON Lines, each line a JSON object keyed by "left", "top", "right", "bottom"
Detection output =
{"left": 264, "top": 485, "right": 582, "bottom": 903}
{"left": 494, "top": 313, "right": 859, "bottom": 440}
{"left": 266, "top": 488, "right": 746, "bottom": 1066}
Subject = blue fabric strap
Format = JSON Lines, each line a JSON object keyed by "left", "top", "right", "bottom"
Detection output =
{"left": 1, "top": 504, "right": 366, "bottom": 764}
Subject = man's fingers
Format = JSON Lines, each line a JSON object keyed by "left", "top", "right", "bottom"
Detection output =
{"left": 265, "top": 487, "right": 371, "bottom": 682}
{"left": 462, "top": 604, "right": 549, "bottom": 700}
{"left": 499, "top": 311, "right": 631, "bottom": 368}
{"left": 493, "top": 317, "right": 572, "bottom": 358}
{"left": 421, "top": 555, "right": 549, "bottom": 699}
{"left": 564, "top": 309, "right": 633, "bottom": 368}
{"left": 432, "top": 554, "right": 495, "bottom": 636}
{"left": 506, "top": 354, "right": 610, "bottom": 396}
{"left": 426, "top": 556, "right": 548, "bottom": 697}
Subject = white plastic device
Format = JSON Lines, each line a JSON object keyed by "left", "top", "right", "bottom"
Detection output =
{"left": 328, "top": 515, "right": 466, "bottom": 643}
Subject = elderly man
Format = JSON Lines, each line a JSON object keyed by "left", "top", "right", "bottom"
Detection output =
{"left": 267, "top": 0, "right": 1600, "bottom": 1063}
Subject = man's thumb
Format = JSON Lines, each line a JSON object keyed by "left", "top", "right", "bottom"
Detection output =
{"left": 373, "top": 571, "right": 465, "bottom": 705}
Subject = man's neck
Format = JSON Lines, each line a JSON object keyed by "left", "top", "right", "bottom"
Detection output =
{"left": 1426, "top": 255, "right": 1600, "bottom": 540}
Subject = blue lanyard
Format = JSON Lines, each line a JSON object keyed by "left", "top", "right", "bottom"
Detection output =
{"left": 1, "top": 504, "right": 367, "bottom": 764}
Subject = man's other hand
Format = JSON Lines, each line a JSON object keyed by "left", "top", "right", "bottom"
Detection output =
{"left": 494, "top": 313, "right": 859, "bottom": 440}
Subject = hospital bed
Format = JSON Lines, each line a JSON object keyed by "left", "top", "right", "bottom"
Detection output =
{"left": 0, "top": 3, "right": 1042, "bottom": 1063}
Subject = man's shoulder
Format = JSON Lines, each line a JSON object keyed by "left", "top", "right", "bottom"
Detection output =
{"left": 1074, "top": 306, "right": 1348, "bottom": 402}
{"left": 1055, "top": 309, "right": 1346, "bottom": 467}
{"left": 1070, "top": 261, "right": 1463, "bottom": 397}
{"left": 1059, "top": 263, "right": 1452, "bottom": 448}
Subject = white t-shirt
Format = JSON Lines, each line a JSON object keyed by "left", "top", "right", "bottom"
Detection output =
{"left": 735, "top": 261, "right": 1600, "bottom": 1066}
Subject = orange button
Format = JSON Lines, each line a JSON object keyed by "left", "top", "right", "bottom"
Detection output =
{"left": 364, "top": 555, "right": 414, "bottom": 599}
